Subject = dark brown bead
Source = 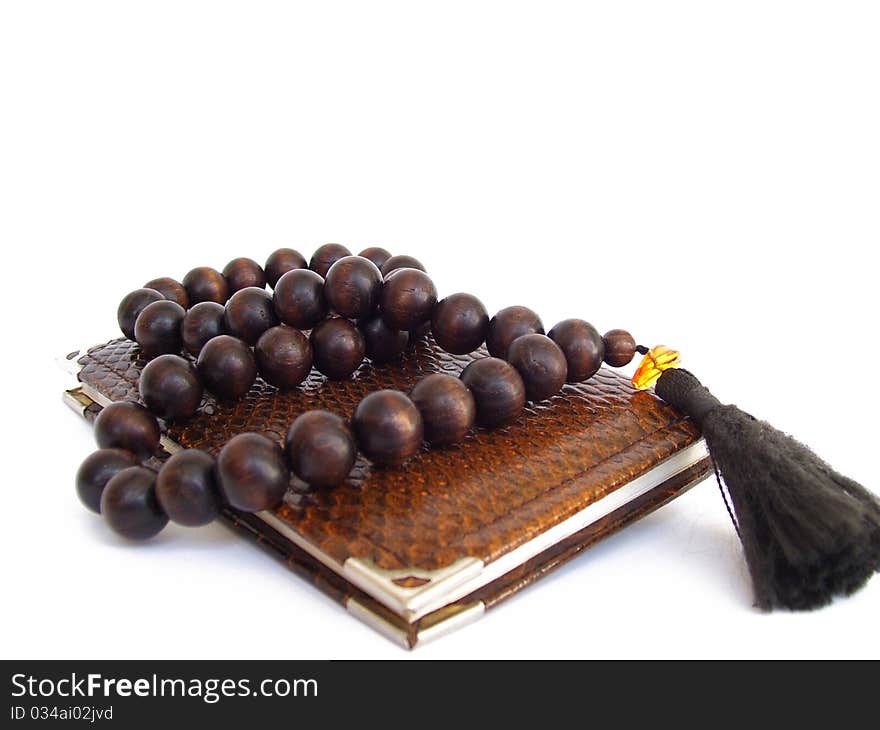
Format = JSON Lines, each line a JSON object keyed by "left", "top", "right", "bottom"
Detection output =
{"left": 381, "top": 254, "right": 426, "bottom": 275}
{"left": 94, "top": 401, "right": 161, "bottom": 460}
{"left": 133, "top": 300, "right": 185, "bottom": 356}
{"left": 223, "top": 287, "right": 278, "bottom": 345}
{"left": 155, "top": 449, "right": 220, "bottom": 527}
{"left": 407, "top": 320, "right": 432, "bottom": 347}
{"left": 182, "top": 266, "right": 229, "bottom": 305}
{"left": 352, "top": 390, "right": 424, "bottom": 465}
{"left": 216, "top": 433, "right": 289, "bottom": 512}
{"left": 357, "top": 247, "right": 392, "bottom": 271}
{"left": 309, "top": 243, "right": 352, "bottom": 278}
{"left": 196, "top": 334, "right": 257, "bottom": 400}
{"left": 144, "top": 277, "right": 189, "bottom": 309}
{"left": 410, "top": 374, "right": 476, "bottom": 446}
{"left": 459, "top": 357, "right": 526, "bottom": 428}
{"left": 360, "top": 314, "right": 408, "bottom": 364}
{"left": 431, "top": 292, "right": 489, "bottom": 355}
{"left": 324, "top": 255, "right": 383, "bottom": 319}
{"left": 223, "top": 257, "right": 266, "bottom": 294}
{"left": 255, "top": 325, "right": 313, "bottom": 389}
{"left": 379, "top": 268, "right": 437, "bottom": 331}
{"left": 273, "top": 268, "right": 328, "bottom": 329}
{"left": 548, "top": 319, "right": 605, "bottom": 382}
{"left": 117, "top": 288, "right": 165, "bottom": 340}
{"left": 139, "top": 354, "right": 203, "bottom": 420}
{"left": 76, "top": 448, "right": 140, "bottom": 513}
{"left": 285, "top": 410, "right": 357, "bottom": 488}
{"left": 181, "top": 301, "right": 225, "bottom": 356}
{"left": 310, "top": 318, "right": 365, "bottom": 380}
{"left": 486, "top": 305, "right": 544, "bottom": 359}
{"left": 507, "top": 334, "right": 567, "bottom": 402}
{"left": 265, "top": 248, "right": 307, "bottom": 288}
{"left": 101, "top": 466, "right": 168, "bottom": 540}
{"left": 603, "top": 329, "right": 637, "bottom": 367}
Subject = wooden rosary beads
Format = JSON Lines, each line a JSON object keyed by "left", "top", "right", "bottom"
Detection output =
{"left": 78, "top": 244, "right": 646, "bottom": 540}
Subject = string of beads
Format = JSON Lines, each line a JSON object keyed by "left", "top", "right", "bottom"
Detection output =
{"left": 78, "top": 244, "right": 640, "bottom": 540}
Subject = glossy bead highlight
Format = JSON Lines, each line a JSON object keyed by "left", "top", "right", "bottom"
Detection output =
{"left": 223, "top": 287, "right": 278, "bottom": 345}
{"left": 76, "top": 448, "right": 140, "bottom": 514}
{"left": 181, "top": 301, "right": 226, "bottom": 356}
{"left": 603, "top": 329, "right": 637, "bottom": 367}
{"left": 144, "top": 277, "right": 189, "bottom": 309}
{"left": 357, "top": 247, "right": 392, "bottom": 271}
{"left": 485, "top": 305, "right": 544, "bottom": 359}
{"left": 410, "top": 374, "right": 476, "bottom": 446}
{"left": 101, "top": 466, "right": 168, "bottom": 540}
{"left": 93, "top": 401, "right": 161, "bottom": 460}
{"left": 139, "top": 354, "right": 203, "bottom": 420}
{"left": 134, "top": 300, "right": 185, "bottom": 356}
{"left": 223, "top": 257, "right": 266, "bottom": 293}
{"left": 156, "top": 449, "right": 221, "bottom": 527}
{"left": 285, "top": 411, "right": 357, "bottom": 488}
{"left": 265, "top": 248, "right": 307, "bottom": 288}
{"left": 352, "top": 390, "right": 424, "bottom": 465}
{"left": 507, "top": 334, "right": 567, "bottom": 402}
{"left": 548, "top": 319, "right": 605, "bottom": 382}
{"left": 460, "top": 357, "right": 526, "bottom": 428}
{"left": 196, "top": 335, "right": 257, "bottom": 400}
{"left": 379, "top": 268, "right": 437, "bottom": 331}
{"left": 309, "top": 243, "right": 352, "bottom": 278}
{"left": 183, "top": 266, "right": 229, "bottom": 305}
{"left": 431, "top": 293, "right": 489, "bottom": 355}
{"left": 255, "top": 325, "right": 313, "bottom": 389}
{"left": 324, "top": 255, "right": 383, "bottom": 320}
{"left": 117, "top": 288, "right": 165, "bottom": 341}
{"left": 273, "top": 269, "right": 328, "bottom": 329}
{"left": 381, "top": 254, "right": 426, "bottom": 275}
{"left": 216, "top": 433, "right": 289, "bottom": 512}
{"left": 310, "top": 318, "right": 365, "bottom": 380}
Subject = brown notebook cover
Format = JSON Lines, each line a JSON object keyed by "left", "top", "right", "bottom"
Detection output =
{"left": 63, "top": 336, "right": 711, "bottom": 648}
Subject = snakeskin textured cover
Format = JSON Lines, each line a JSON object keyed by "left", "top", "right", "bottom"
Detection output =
{"left": 74, "top": 336, "right": 704, "bottom": 575}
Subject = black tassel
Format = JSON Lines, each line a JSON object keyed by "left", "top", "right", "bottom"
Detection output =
{"left": 655, "top": 368, "right": 880, "bottom": 611}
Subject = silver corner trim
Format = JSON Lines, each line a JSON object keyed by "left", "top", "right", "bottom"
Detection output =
{"left": 63, "top": 387, "right": 93, "bottom": 417}
{"left": 345, "top": 597, "right": 486, "bottom": 650}
{"left": 414, "top": 602, "right": 485, "bottom": 648}
{"left": 345, "top": 598, "right": 413, "bottom": 650}
{"left": 343, "top": 556, "right": 484, "bottom": 622}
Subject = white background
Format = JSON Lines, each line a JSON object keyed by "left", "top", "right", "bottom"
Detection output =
{"left": 1, "top": 1, "right": 878, "bottom": 659}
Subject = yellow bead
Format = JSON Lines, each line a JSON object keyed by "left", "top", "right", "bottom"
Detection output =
{"left": 631, "top": 346, "right": 682, "bottom": 390}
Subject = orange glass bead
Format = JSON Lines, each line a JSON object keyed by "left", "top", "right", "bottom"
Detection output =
{"left": 631, "top": 346, "right": 682, "bottom": 390}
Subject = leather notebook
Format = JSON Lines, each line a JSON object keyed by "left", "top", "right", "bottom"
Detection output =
{"left": 62, "top": 336, "right": 712, "bottom": 648}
